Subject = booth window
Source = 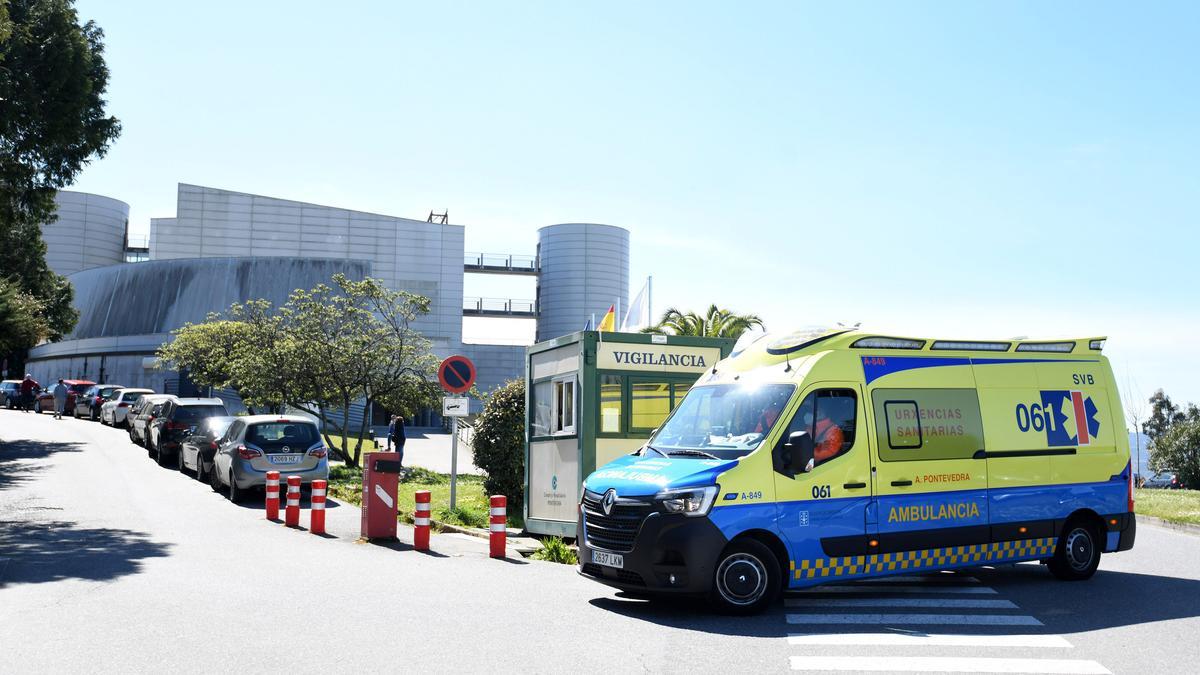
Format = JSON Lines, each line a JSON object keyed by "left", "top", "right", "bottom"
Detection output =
{"left": 600, "top": 375, "right": 622, "bottom": 434}
{"left": 632, "top": 380, "right": 690, "bottom": 432}
{"left": 553, "top": 376, "right": 576, "bottom": 435}
{"left": 531, "top": 380, "right": 553, "bottom": 437}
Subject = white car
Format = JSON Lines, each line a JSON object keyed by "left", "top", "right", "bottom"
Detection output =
{"left": 100, "top": 388, "right": 155, "bottom": 427}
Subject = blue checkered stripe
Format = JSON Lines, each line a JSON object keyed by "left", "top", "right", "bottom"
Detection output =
{"left": 790, "top": 537, "right": 1057, "bottom": 580}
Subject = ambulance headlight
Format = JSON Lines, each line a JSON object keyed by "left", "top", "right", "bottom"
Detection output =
{"left": 656, "top": 485, "right": 719, "bottom": 516}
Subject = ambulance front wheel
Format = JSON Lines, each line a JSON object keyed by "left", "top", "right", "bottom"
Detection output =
{"left": 709, "top": 539, "right": 781, "bottom": 615}
{"left": 1049, "top": 518, "right": 1102, "bottom": 581}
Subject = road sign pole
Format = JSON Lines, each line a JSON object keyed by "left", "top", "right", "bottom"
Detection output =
{"left": 450, "top": 416, "right": 458, "bottom": 510}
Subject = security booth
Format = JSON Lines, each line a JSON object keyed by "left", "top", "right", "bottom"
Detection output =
{"left": 524, "top": 331, "right": 736, "bottom": 536}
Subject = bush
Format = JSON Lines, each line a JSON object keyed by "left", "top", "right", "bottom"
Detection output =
{"left": 531, "top": 536, "right": 578, "bottom": 565}
{"left": 471, "top": 378, "right": 525, "bottom": 513}
{"left": 401, "top": 466, "right": 446, "bottom": 485}
{"left": 1150, "top": 419, "right": 1200, "bottom": 489}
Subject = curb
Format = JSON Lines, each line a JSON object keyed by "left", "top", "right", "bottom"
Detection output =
{"left": 1140, "top": 515, "right": 1200, "bottom": 536}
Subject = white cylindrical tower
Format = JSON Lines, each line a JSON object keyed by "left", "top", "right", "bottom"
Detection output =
{"left": 536, "top": 223, "right": 630, "bottom": 342}
{"left": 41, "top": 191, "right": 129, "bottom": 276}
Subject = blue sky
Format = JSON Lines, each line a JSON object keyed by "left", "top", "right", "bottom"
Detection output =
{"left": 68, "top": 1, "right": 1199, "bottom": 417}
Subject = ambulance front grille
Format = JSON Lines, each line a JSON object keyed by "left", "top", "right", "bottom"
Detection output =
{"left": 581, "top": 490, "right": 650, "bottom": 553}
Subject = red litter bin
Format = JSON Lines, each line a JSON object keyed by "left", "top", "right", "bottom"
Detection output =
{"left": 360, "top": 452, "right": 402, "bottom": 541}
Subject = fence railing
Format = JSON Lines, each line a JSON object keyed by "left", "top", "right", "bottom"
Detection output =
{"left": 463, "top": 297, "right": 537, "bottom": 315}
{"left": 464, "top": 252, "right": 538, "bottom": 272}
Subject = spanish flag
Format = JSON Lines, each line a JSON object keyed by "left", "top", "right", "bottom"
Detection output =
{"left": 597, "top": 304, "right": 616, "bottom": 332}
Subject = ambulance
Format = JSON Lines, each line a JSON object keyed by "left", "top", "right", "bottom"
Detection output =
{"left": 576, "top": 329, "right": 1136, "bottom": 614}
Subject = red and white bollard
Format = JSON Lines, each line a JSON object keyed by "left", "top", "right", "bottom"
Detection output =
{"left": 414, "top": 490, "right": 431, "bottom": 551}
{"left": 489, "top": 495, "right": 506, "bottom": 558}
{"left": 265, "top": 471, "right": 281, "bottom": 520}
{"left": 310, "top": 479, "right": 327, "bottom": 535}
{"left": 285, "top": 475, "right": 301, "bottom": 527}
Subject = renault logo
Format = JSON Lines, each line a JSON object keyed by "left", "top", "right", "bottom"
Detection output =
{"left": 602, "top": 488, "right": 617, "bottom": 516}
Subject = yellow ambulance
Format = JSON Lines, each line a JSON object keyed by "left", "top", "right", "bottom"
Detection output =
{"left": 577, "top": 329, "right": 1136, "bottom": 614}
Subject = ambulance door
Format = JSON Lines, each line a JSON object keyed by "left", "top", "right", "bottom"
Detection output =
{"left": 772, "top": 385, "right": 873, "bottom": 567}
{"left": 869, "top": 387, "right": 990, "bottom": 555}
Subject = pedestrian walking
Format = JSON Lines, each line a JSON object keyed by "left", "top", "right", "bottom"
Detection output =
{"left": 51, "top": 379, "right": 68, "bottom": 419}
{"left": 388, "top": 415, "right": 407, "bottom": 468}
{"left": 19, "top": 374, "right": 39, "bottom": 413}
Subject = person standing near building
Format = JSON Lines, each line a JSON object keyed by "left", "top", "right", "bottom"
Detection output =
{"left": 19, "top": 374, "right": 39, "bottom": 412}
{"left": 51, "top": 379, "right": 68, "bottom": 419}
{"left": 389, "top": 415, "right": 407, "bottom": 468}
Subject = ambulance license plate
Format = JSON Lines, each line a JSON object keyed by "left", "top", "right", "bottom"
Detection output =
{"left": 592, "top": 550, "right": 624, "bottom": 569}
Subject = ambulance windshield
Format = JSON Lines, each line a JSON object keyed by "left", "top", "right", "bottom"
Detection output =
{"left": 648, "top": 383, "right": 795, "bottom": 459}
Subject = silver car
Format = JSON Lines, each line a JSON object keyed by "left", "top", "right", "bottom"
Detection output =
{"left": 101, "top": 388, "right": 155, "bottom": 427}
{"left": 210, "top": 415, "right": 329, "bottom": 503}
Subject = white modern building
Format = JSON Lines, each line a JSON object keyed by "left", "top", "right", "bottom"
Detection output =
{"left": 24, "top": 186, "right": 630, "bottom": 424}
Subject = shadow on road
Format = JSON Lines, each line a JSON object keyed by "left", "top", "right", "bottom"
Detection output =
{"left": 0, "top": 519, "right": 171, "bottom": 587}
{"left": 588, "top": 594, "right": 785, "bottom": 638}
{"left": 0, "top": 438, "right": 85, "bottom": 493}
{"left": 971, "top": 562, "right": 1200, "bottom": 633}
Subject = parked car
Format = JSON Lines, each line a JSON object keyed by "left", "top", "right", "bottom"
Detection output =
{"left": 73, "top": 384, "right": 125, "bottom": 420}
{"left": 148, "top": 398, "right": 229, "bottom": 466}
{"left": 210, "top": 415, "right": 329, "bottom": 503}
{"left": 1144, "top": 471, "right": 1186, "bottom": 490}
{"left": 100, "top": 388, "right": 155, "bottom": 427}
{"left": 128, "top": 395, "right": 176, "bottom": 445}
{"left": 34, "top": 379, "right": 95, "bottom": 414}
{"left": 178, "top": 415, "right": 236, "bottom": 481}
{"left": 1, "top": 380, "right": 20, "bottom": 409}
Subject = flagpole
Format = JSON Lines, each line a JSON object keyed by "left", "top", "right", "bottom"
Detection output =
{"left": 648, "top": 275, "right": 653, "bottom": 327}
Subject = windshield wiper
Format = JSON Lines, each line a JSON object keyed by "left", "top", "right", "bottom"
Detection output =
{"left": 666, "top": 449, "right": 720, "bottom": 460}
{"left": 643, "top": 444, "right": 669, "bottom": 458}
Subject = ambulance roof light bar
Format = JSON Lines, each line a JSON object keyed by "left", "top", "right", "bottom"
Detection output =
{"left": 931, "top": 340, "right": 1010, "bottom": 352}
{"left": 850, "top": 337, "right": 925, "bottom": 350}
{"left": 1015, "top": 341, "right": 1076, "bottom": 353}
{"left": 1089, "top": 339, "right": 1106, "bottom": 350}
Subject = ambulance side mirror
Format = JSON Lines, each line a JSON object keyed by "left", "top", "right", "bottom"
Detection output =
{"left": 786, "top": 431, "right": 815, "bottom": 473}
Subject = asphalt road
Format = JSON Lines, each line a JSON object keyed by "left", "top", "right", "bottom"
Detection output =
{"left": 2, "top": 410, "right": 1197, "bottom": 674}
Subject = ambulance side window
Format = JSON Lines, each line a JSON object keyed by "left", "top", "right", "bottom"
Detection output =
{"left": 775, "top": 389, "right": 857, "bottom": 473}
{"left": 871, "top": 388, "right": 984, "bottom": 461}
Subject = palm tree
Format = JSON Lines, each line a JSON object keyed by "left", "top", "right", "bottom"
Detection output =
{"left": 641, "top": 304, "right": 764, "bottom": 338}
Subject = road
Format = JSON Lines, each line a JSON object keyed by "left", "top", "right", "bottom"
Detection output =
{"left": 2, "top": 410, "right": 1197, "bottom": 674}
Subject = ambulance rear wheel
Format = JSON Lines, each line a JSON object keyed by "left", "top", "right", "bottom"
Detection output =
{"left": 709, "top": 539, "right": 780, "bottom": 615}
{"left": 1049, "top": 519, "right": 1101, "bottom": 581}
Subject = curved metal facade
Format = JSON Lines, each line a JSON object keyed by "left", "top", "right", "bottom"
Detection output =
{"left": 65, "top": 256, "right": 370, "bottom": 340}
{"left": 25, "top": 256, "right": 370, "bottom": 390}
{"left": 42, "top": 191, "right": 129, "bottom": 276}
{"left": 536, "top": 223, "right": 629, "bottom": 342}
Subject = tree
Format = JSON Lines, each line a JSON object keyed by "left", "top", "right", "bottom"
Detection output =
{"left": 0, "top": 277, "right": 49, "bottom": 357}
{"left": 159, "top": 274, "right": 440, "bottom": 467}
{"left": 1143, "top": 389, "right": 1184, "bottom": 442}
{"left": 471, "top": 378, "right": 526, "bottom": 512}
{"left": 0, "top": 0, "right": 121, "bottom": 371}
{"left": 641, "top": 304, "right": 765, "bottom": 339}
{"left": 1148, "top": 419, "right": 1200, "bottom": 489}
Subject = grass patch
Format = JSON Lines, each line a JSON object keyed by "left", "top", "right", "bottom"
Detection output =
{"left": 1135, "top": 488, "right": 1200, "bottom": 526}
{"left": 326, "top": 462, "right": 513, "bottom": 529}
{"left": 531, "top": 536, "right": 578, "bottom": 565}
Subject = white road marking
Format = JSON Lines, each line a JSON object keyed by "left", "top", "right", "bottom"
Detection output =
{"left": 793, "top": 584, "right": 998, "bottom": 595}
{"left": 786, "top": 632, "right": 1073, "bottom": 648}
{"left": 789, "top": 656, "right": 1110, "bottom": 673}
{"left": 785, "top": 597, "right": 1018, "bottom": 609}
{"left": 786, "top": 613, "right": 1043, "bottom": 626}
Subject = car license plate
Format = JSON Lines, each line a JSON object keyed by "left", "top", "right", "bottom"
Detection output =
{"left": 270, "top": 454, "right": 301, "bottom": 464}
{"left": 592, "top": 550, "right": 624, "bottom": 569}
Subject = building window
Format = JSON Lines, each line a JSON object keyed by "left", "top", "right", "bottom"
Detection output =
{"left": 631, "top": 381, "right": 673, "bottom": 431}
{"left": 600, "top": 375, "right": 623, "bottom": 434}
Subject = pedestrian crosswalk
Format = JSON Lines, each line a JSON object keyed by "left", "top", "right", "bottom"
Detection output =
{"left": 783, "top": 571, "right": 1110, "bottom": 674}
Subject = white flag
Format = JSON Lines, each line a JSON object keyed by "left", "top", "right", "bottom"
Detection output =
{"left": 620, "top": 277, "right": 652, "bottom": 332}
